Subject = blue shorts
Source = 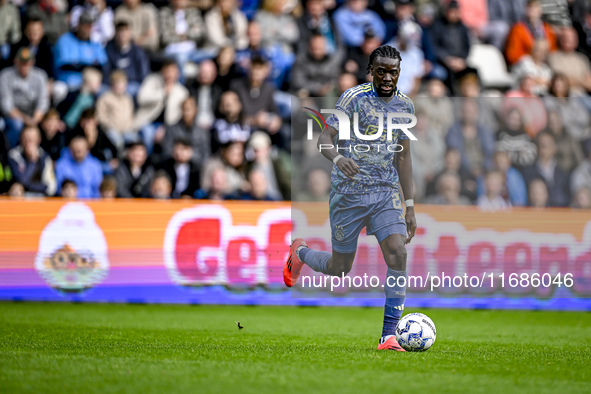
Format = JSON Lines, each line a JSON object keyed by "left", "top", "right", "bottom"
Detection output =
{"left": 329, "top": 190, "right": 407, "bottom": 254}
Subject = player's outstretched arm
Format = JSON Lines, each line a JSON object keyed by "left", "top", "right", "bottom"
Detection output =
{"left": 396, "top": 139, "right": 417, "bottom": 244}
{"left": 317, "top": 125, "right": 359, "bottom": 179}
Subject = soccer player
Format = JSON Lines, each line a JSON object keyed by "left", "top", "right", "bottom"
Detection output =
{"left": 283, "top": 45, "right": 417, "bottom": 351}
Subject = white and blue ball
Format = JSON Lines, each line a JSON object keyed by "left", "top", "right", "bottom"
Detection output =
{"left": 395, "top": 313, "right": 437, "bottom": 352}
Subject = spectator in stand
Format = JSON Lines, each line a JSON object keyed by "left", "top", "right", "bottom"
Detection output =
{"left": 540, "top": 0, "right": 571, "bottom": 27}
{"left": 445, "top": 99, "right": 495, "bottom": 178}
{"left": 504, "top": 75, "right": 548, "bottom": 138}
{"left": 113, "top": 141, "right": 155, "bottom": 198}
{"left": 573, "top": 2, "right": 591, "bottom": 61}
{"left": 426, "top": 148, "right": 477, "bottom": 201}
{"left": 415, "top": 78, "right": 454, "bottom": 138}
{"left": 99, "top": 176, "right": 117, "bottom": 199}
{"left": 417, "top": 2, "right": 437, "bottom": 27}
{"left": 245, "top": 131, "right": 291, "bottom": 200}
{"left": 453, "top": 0, "right": 489, "bottom": 40}
{"left": 457, "top": 73, "right": 502, "bottom": 133}
{"left": 496, "top": 107, "right": 537, "bottom": 169}
{"left": 7, "top": 182, "right": 24, "bottom": 198}
{"left": 238, "top": 169, "right": 276, "bottom": 200}
{"left": 7, "top": 126, "right": 56, "bottom": 196}
{"left": 114, "top": 0, "right": 159, "bottom": 53}
{"left": 190, "top": 59, "right": 222, "bottom": 130}
{"left": 528, "top": 178, "right": 549, "bottom": 207}
{"left": 154, "top": 96, "right": 210, "bottom": 167}
{"left": 194, "top": 165, "right": 231, "bottom": 200}
{"left": 60, "top": 179, "right": 78, "bottom": 198}
{"left": 53, "top": 12, "right": 107, "bottom": 90}
{"left": 484, "top": 149, "right": 528, "bottom": 207}
{"left": 235, "top": 21, "right": 290, "bottom": 88}
{"left": 511, "top": 39, "right": 552, "bottom": 96}
{"left": 297, "top": 0, "right": 341, "bottom": 56}
{"left": 70, "top": 0, "right": 115, "bottom": 46}
{"left": 477, "top": 170, "right": 511, "bottom": 211}
{"left": 0, "top": 131, "right": 12, "bottom": 194}
{"left": 321, "top": 71, "right": 358, "bottom": 114}
{"left": 572, "top": 187, "right": 591, "bottom": 209}
{"left": 211, "top": 91, "right": 252, "bottom": 152}
{"left": 0, "top": 48, "right": 49, "bottom": 149}
{"left": 26, "top": 0, "right": 68, "bottom": 46}
{"left": 159, "top": 0, "right": 208, "bottom": 75}
{"left": 296, "top": 168, "right": 330, "bottom": 202}
{"left": 96, "top": 70, "right": 136, "bottom": 150}
{"left": 388, "top": 21, "right": 424, "bottom": 96}
{"left": 157, "top": 138, "right": 201, "bottom": 198}
{"left": 483, "top": 0, "right": 527, "bottom": 50}
{"left": 253, "top": 0, "right": 299, "bottom": 87}
{"left": 344, "top": 30, "right": 382, "bottom": 83}
{"left": 543, "top": 109, "right": 584, "bottom": 173}
{"left": 55, "top": 135, "right": 103, "bottom": 198}
{"left": 104, "top": 21, "right": 150, "bottom": 97}
{"left": 571, "top": 0, "right": 591, "bottom": 26}
{"left": 571, "top": 141, "right": 591, "bottom": 196}
{"left": 430, "top": 0, "right": 475, "bottom": 92}
{"left": 291, "top": 34, "right": 342, "bottom": 97}
{"left": 331, "top": 72, "right": 358, "bottom": 97}
{"left": 230, "top": 57, "right": 282, "bottom": 145}
{"left": 135, "top": 59, "right": 190, "bottom": 152}
{"left": 425, "top": 170, "right": 472, "bottom": 205}
{"left": 386, "top": 0, "right": 416, "bottom": 41}
{"left": 149, "top": 170, "right": 172, "bottom": 199}
{"left": 71, "top": 108, "right": 118, "bottom": 172}
{"left": 333, "top": 0, "right": 385, "bottom": 48}
{"left": 201, "top": 141, "right": 247, "bottom": 196}
{"left": 8, "top": 18, "right": 53, "bottom": 80}
{"left": 214, "top": 46, "right": 239, "bottom": 92}
{"left": 505, "top": 0, "right": 557, "bottom": 66}
{"left": 39, "top": 109, "right": 67, "bottom": 161}
{"left": 410, "top": 110, "right": 445, "bottom": 201}
{"left": 0, "top": 0, "right": 21, "bottom": 61}
{"left": 455, "top": 0, "right": 519, "bottom": 52}
{"left": 548, "top": 27, "right": 591, "bottom": 95}
{"left": 205, "top": 0, "right": 248, "bottom": 51}
{"left": 60, "top": 67, "right": 103, "bottom": 130}
{"left": 239, "top": 0, "right": 261, "bottom": 20}
{"left": 386, "top": 0, "right": 441, "bottom": 81}
{"left": 522, "top": 131, "right": 570, "bottom": 207}
{"left": 544, "top": 73, "right": 591, "bottom": 143}
{"left": 255, "top": 0, "right": 299, "bottom": 54}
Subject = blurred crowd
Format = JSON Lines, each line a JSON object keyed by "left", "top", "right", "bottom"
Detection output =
{"left": 0, "top": 0, "right": 589, "bottom": 209}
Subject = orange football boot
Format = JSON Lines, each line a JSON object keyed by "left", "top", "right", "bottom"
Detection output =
{"left": 377, "top": 335, "right": 406, "bottom": 351}
{"left": 283, "top": 239, "right": 307, "bottom": 287}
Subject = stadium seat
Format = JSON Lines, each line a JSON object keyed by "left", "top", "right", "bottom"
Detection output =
{"left": 467, "top": 44, "right": 514, "bottom": 89}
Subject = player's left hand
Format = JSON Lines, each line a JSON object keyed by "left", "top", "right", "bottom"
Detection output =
{"left": 405, "top": 207, "right": 417, "bottom": 244}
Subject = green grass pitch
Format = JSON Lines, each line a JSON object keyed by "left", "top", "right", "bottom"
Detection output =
{"left": 0, "top": 302, "right": 590, "bottom": 393}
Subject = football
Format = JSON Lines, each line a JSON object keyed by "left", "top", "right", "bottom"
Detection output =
{"left": 395, "top": 313, "right": 437, "bottom": 352}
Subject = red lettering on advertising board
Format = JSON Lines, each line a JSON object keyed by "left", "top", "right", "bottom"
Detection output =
{"left": 467, "top": 242, "right": 498, "bottom": 293}
{"left": 174, "top": 218, "right": 220, "bottom": 282}
{"left": 432, "top": 236, "right": 461, "bottom": 294}
{"left": 266, "top": 221, "right": 291, "bottom": 285}
{"left": 227, "top": 238, "right": 258, "bottom": 286}
{"left": 537, "top": 246, "right": 569, "bottom": 297}
{"left": 503, "top": 243, "right": 533, "bottom": 295}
